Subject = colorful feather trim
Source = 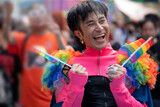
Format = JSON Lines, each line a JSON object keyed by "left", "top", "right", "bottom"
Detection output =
{"left": 41, "top": 48, "right": 82, "bottom": 91}
{"left": 118, "top": 48, "right": 158, "bottom": 89}
{"left": 40, "top": 38, "right": 158, "bottom": 92}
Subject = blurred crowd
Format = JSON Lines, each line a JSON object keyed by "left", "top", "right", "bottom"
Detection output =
{"left": 0, "top": 1, "right": 160, "bottom": 107}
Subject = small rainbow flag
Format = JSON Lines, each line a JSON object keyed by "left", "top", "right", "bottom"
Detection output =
{"left": 35, "top": 46, "right": 57, "bottom": 63}
{"left": 35, "top": 46, "right": 71, "bottom": 68}
{"left": 118, "top": 38, "right": 153, "bottom": 64}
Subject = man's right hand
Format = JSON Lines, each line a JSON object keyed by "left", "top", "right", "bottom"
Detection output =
{"left": 71, "top": 64, "right": 88, "bottom": 76}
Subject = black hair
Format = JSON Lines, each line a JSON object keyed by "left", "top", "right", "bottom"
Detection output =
{"left": 145, "top": 13, "right": 159, "bottom": 23}
{"left": 127, "top": 21, "right": 137, "bottom": 28}
{"left": 67, "top": 1, "right": 108, "bottom": 49}
{"left": 139, "top": 19, "right": 157, "bottom": 29}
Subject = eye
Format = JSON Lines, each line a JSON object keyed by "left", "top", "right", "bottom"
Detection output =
{"left": 100, "top": 19, "right": 106, "bottom": 24}
{"left": 88, "top": 23, "right": 94, "bottom": 27}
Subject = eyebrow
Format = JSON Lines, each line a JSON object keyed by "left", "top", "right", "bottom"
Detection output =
{"left": 85, "top": 16, "right": 106, "bottom": 24}
{"left": 99, "top": 16, "right": 105, "bottom": 20}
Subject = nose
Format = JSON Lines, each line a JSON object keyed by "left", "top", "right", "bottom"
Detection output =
{"left": 95, "top": 23, "right": 103, "bottom": 32}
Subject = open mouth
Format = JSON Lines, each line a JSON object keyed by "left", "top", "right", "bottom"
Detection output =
{"left": 93, "top": 34, "right": 106, "bottom": 40}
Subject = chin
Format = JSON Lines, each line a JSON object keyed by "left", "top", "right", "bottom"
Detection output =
{"left": 94, "top": 44, "right": 107, "bottom": 50}
{"left": 91, "top": 41, "right": 108, "bottom": 50}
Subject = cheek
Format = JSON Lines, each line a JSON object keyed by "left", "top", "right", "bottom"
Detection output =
{"left": 84, "top": 36, "right": 91, "bottom": 46}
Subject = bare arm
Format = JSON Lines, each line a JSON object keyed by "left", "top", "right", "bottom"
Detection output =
{"left": 47, "top": 16, "right": 67, "bottom": 50}
{"left": 3, "top": 1, "right": 14, "bottom": 44}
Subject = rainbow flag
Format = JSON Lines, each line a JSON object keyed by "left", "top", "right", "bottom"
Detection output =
{"left": 35, "top": 46, "right": 72, "bottom": 68}
{"left": 35, "top": 47, "right": 57, "bottom": 63}
{"left": 118, "top": 38, "right": 152, "bottom": 63}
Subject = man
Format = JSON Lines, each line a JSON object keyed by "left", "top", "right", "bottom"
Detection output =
{"left": 51, "top": 1, "right": 153, "bottom": 107}
{"left": 3, "top": 2, "right": 66, "bottom": 107}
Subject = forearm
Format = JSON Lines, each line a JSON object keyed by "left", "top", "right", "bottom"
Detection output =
{"left": 55, "top": 33, "right": 66, "bottom": 50}
{"left": 56, "top": 71, "right": 88, "bottom": 107}
{"left": 3, "top": 1, "right": 14, "bottom": 44}
{"left": 61, "top": 85, "right": 85, "bottom": 107}
{"left": 3, "top": 16, "right": 14, "bottom": 44}
{"left": 110, "top": 75, "right": 146, "bottom": 107}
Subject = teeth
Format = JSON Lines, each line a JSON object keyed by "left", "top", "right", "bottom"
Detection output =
{"left": 94, "top": 34, "right": 105, "bottom": 38}
{"left": 93, "top": 34, "right": 105, "bottom": 40}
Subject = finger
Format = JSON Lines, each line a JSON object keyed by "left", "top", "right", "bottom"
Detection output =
{"left": 81, "top": 67, "right": 88, "bottom": 75}
{"left": 81, "top": 67, "right": 86, "bottom": 73}
{"left": 110, "top": 64, "right": 125, "bottom": 72}
{"left": 114, "top": 64, "right": 126, "bottom": 72}
{"left": 75, "top": 65, "right": 84, "bottom": 73}
{"left": 108, "top": 64, "right": 120, "bottom": 70}
{"left": 71, "top": 64, "right": 79, "bottom": 72}
{"left": 112, "top": 64, "right": 121, "bottom": 68}
{"left": 108, "top": 70, "right": 124, "bottom": 79}
{"left": 116, "top": 71, "right": 124, "bottom": 76}
{"left": 107, "top": 66, "right": 118, "bottom": 75}
{"left": 83, "top": 71, "right": 88, "bottom": 75}
{"left": 117, "top": 67, "right": 126, "bottom": 74}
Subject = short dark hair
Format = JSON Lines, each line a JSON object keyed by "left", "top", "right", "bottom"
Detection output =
{"left": 67, "top": 1, "right": 108, "bottom": 49}
{"left": 67, "top": 1, "right": 108, "bottom": 33}
{"left": 145, "top": 13, "right": 159, "bottom": 23}
{"left": 139, "top": 19, "right": 157, "bottom": 29}
{"left": 127, "top": 21, "right": 137, "bottom": 28}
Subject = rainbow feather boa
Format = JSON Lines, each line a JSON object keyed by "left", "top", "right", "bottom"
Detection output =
{"left": 41, "top": 48, "right": 82, "bottom": 91}
{"left": 41, "top": 44, "right": 158, "bottom": 91}
{"left": 118, "top": 53, "right": 158, "bottom": 89}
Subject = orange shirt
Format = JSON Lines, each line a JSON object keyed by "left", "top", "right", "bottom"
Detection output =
{"left": 8, "top": 32, "right": 65, "bottom": 107}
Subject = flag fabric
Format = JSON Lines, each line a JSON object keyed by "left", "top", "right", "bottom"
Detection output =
{"left": 118, "top": 38, "right": 152, "bottom": 63}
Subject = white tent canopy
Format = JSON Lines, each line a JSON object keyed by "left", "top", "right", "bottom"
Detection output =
{"left": 114, "top": 0, "right": 159, "bottom": 21}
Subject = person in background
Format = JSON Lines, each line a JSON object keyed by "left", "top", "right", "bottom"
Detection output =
{"left": 3, "top": 2, "right": 67, "bottom": 107}
{"left": 111, "top": 21, "right": 126, "bottom": 47}
{"left": 140, "top": 17, "right": 160, "bottom": 107}
{"left": 0, "top": 3, "right": 21, "bottom": 106}
{"left": 52, "top": 11, "right": 70, "bottom": 42}
{"left": 145, "top": 14, "right": 159, "bottom": 28}
{"left": 124, "top": 21, "right": 137, "bottom": 43}
{"left": 139, "top": 19, "right": 160, "bottom": 107}
{"left": 109, "top": 21, "right": 121, "bottom": 50}
{"left": 52, "top": 11, "right": 84, "bottom": 52}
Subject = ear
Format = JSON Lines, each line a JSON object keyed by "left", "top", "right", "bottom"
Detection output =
{"left": 74, "top": 30, "right": 83, "bottom": 40}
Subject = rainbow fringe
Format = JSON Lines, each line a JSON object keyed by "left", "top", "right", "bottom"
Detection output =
{"left": 41, "top": 48, "right": 82, "bottom": 91}
{"left": 118, "top": 49, "right": 158, "bottom": 89}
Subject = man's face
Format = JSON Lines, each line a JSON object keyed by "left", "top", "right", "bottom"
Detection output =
{"left": 141, "top": 21, "right": 157, "bottom": 40}
{"left": 28, "top": 4, "right": 48, "bottom": 28}
{"left": 76, "top": 12, "right": 109, "bottom": 50}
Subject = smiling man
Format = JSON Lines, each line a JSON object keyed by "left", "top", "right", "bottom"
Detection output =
{"left": 51, "top": 1, "right": 153, "bottom": 107}
{"left": 75, "top": 11, "right": 109, "bottom": 50}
